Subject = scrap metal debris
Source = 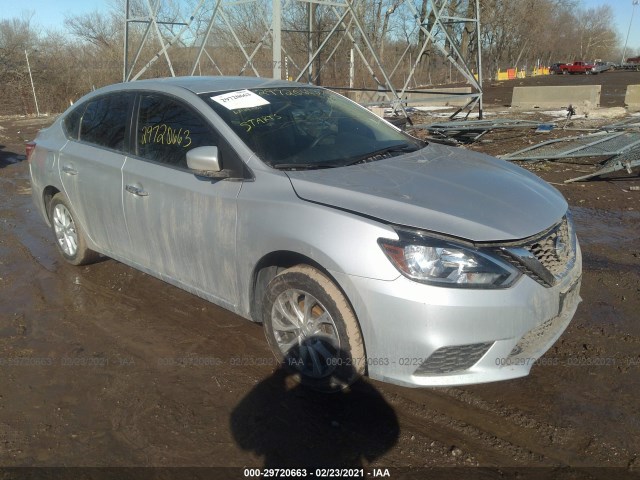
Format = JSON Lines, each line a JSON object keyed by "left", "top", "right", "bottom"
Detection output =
{"left": 415, "top": 119, "right": 554, "bottom": 143}
{"left": 500, "top": 130, "right": 640, "bottom": 183}
{"left": 500, "top": 131, "right": 640, "bottom": 162}
{"left": 599, "top": 116, "right": 640, "bottom": 132}
{"left": 563, "top": 147, "right": 640, "bottom": 183}
{"left": 562, "top": 104, "right": 576, "bottom": 129}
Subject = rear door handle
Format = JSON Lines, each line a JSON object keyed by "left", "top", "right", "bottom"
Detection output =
{"left": 62, "top": 164, "right": 78, "bottom": 175}
{"left": 125, "top": 184, "right": 149, "bottom": 197}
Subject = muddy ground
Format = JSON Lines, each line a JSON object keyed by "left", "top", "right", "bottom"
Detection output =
{"left": 1, "top": 72, "right": 639, "bottom": 479}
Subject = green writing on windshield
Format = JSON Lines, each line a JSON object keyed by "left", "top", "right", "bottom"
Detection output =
{"left": 240, "top": 114, "right": 282, "bottom": 133}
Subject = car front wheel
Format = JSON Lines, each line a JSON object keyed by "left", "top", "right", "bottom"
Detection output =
{"left": 262, "top": 265, "right": 366, "bottom": 391}
{"left": 49, "top": 193, "right": 99, "bottom": 265}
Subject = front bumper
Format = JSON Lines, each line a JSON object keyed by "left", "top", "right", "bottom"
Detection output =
{"left": 332, "top": 243, "right": 582, "bottom": 387}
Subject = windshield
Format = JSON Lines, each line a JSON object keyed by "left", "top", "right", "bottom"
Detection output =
{"left": 201, "top": 87, "right": 423, "bottom": 169}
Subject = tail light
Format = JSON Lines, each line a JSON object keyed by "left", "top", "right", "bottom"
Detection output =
{"left": 25, "top": 141, "right": 36, "bottom": 162}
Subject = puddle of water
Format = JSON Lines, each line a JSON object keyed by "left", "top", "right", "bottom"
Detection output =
{"left": 0, "top": 190, "right": 59, "bottom": 273}
{"left": 6, "top": 215, "right": 60, "bottom": 272}
{"left": 2, "top": 156, "right": 23, "bottom": 164}
{"left": 11, "top": 222, "right": 59, "bottom": 273}
{"left": 571, "top": 206, "right": 640, "bottom": 247}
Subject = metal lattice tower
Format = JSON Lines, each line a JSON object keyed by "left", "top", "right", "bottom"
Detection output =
{"left": 123, "top": 0, "right": 483, "bottom": 117}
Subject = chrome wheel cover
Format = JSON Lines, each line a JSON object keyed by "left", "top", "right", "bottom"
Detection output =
{"left": 271, "top": 289, "right": 340, "bottom": 378}
{"left": 52, "top": 204, "right": 78, "bottom": 257}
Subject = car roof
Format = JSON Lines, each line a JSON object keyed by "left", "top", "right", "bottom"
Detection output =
{"left": 101, "top": 76, "right": 311, "bottom": 96}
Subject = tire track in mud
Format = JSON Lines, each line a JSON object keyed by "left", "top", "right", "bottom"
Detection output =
{"left": 383, "top": 389, "right": 555, "bottom": 467}
{"left": 380, "top": 385, "right": 635, "bottom": 472}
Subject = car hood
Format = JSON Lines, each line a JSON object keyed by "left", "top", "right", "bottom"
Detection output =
{"left": 286, "top": 143, "right": 567, "bottom": 242}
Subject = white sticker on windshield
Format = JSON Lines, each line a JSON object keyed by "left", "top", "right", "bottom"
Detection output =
{"left": 210, "top": 90, "right": 269, "bottom": 110}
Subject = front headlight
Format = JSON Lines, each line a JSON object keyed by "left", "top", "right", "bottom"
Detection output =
{"left": 379, "top": 231, "right": 521, "bottom": 288}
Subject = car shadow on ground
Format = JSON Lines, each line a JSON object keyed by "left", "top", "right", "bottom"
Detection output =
{"left": 230, "top": 359, "right": 400, "bottom": 469}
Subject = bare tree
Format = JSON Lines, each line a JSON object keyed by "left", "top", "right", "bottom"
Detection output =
{"left": 575, "top": 6, "right": 619, "bottom": 60}
{"left": 0, "top": 0, "right": 629, "bottom": 114}
{"left": 0, "top": 12, "right": 40, "bottom": 115}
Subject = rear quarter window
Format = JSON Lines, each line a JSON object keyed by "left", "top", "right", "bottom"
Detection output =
{"left": 63, "top": 103, "right": 86, "bottom": 140}
{"left": 79, "top": 93, "right": 134, "bottom": 151}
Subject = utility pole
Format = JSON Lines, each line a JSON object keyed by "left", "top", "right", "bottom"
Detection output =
{"left": 475, "top": 0, "right": 483, "bottom": 120}
{"left": 25, "top": 49, "right": 40, "bottom": 117}
{"left": 124, "top": 0, "right": 129, "bottom": 82}
{"left": 621, "top": 0, "right": 639, "bottom": 65}
{"left": 273, "top": 0, "right": 282, "bottom": 79}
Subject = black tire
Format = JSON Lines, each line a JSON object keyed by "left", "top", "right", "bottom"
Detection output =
{"left": 262, "top": 265, "right": 366, "bottom": 392}
{"left": 562, "top": 69, "right": 568, "bottom": 75}
{"left": 48, "top": 192, "right": 99, "bottom": 266}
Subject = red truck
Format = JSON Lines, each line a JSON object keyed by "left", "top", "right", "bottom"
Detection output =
{"left": 559, "top": 61, "right": 596, "bottom": 74}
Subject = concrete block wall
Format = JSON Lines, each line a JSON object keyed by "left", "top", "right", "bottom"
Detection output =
{"left": 511, "top": 85, "right": 601, "bottom": 109}
{"left": 625, "top": 85, "right": 640, "bottom": 111}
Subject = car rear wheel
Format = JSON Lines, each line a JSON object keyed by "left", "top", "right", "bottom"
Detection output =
{"left": 49, "top": 193, "right": 99, "bottom": 266}
{"left": 262, "top": 265, "right": 365, "bottom": 392}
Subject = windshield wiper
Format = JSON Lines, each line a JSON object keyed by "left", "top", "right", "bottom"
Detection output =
{"left": 272, "top": 162, "right": 342, "bottom": 170}
{"left": 344, "top": 144, "right": 420, "bottom": 166}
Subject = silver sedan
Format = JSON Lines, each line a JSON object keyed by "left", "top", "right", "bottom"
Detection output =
{"left": 28, "top": 77, "right": 581, "bottom": 390}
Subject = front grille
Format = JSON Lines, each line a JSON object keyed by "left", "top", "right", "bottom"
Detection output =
{"left": 499, "top": 214, "right": 577, "bottom": 287}
{"left": 524, "top": 217, "right": 573, "bottom": 277}
{"left": 414, "top": 342, "right": 493, "bottom": 376}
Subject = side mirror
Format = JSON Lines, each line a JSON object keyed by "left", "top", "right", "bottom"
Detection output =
{"left": 186, "top": 146, "right": 221, "bottom": 175}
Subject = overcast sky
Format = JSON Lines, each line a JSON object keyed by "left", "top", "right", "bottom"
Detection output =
{"left": 2, "top": 0, "right": 639, "bottom": 56}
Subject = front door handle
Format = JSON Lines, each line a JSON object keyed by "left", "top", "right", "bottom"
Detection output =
{"left": 125, "top": 184, "right": 149, "bottom": 197}
{"left": 62, "top": 164, "right": 78, "bottom": 175}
